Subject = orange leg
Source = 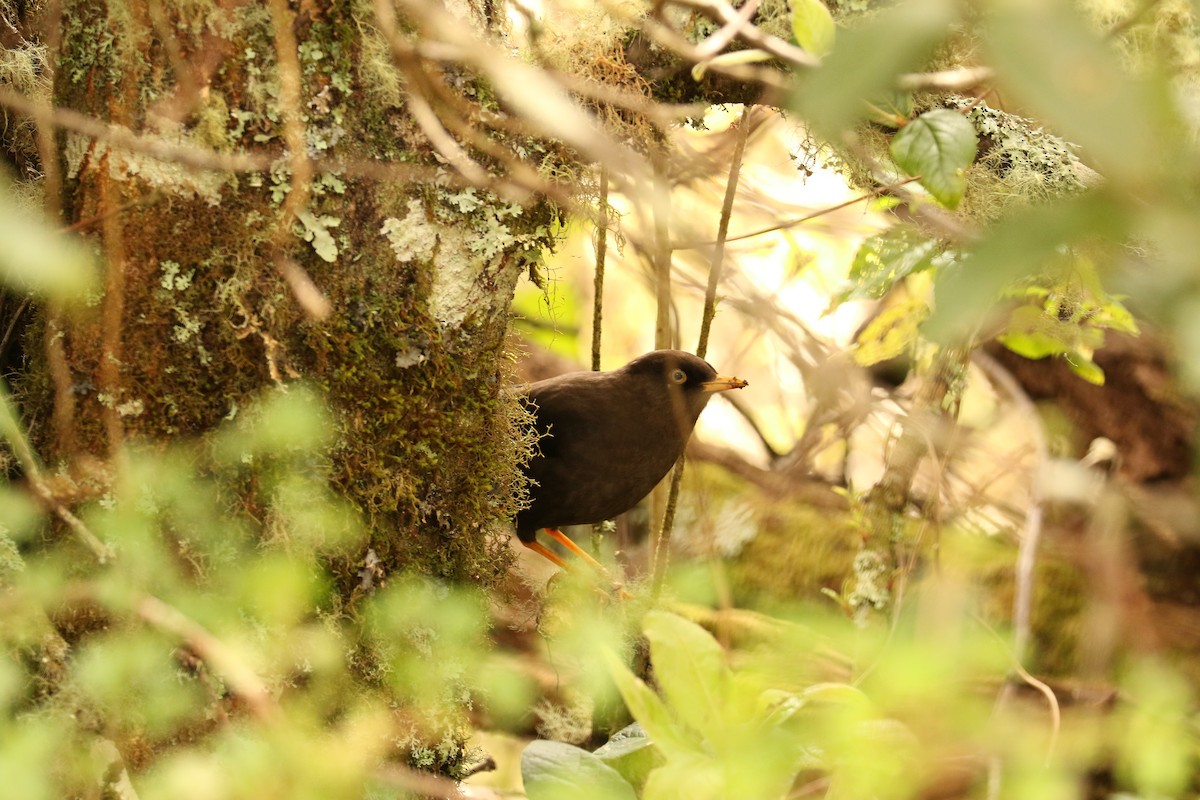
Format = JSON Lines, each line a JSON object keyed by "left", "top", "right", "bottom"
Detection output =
{"left": 542, "top": 528, "right": 609, "bottom": 574}
{"left": 521, "top": 538, "right": 570, "bottom": 569}
{"left": 521, "top": 529, "right": 634, "bottom": 599}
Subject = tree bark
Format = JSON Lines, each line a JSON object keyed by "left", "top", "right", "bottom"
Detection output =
{"left": 18, "top": 0, "right": 564, "bottom": 588}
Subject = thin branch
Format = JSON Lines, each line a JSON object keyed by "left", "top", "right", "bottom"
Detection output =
{"left": 896, "top": 66, "right": 994, "bottom": 92}
{"left": 590, "top": 168, "right": 610, "bottom": 556}
{"left": 592, "top": 168, "right": 609, "bottom": 372}
{"left": 0, "top": 386, "right": 114, "bottom": 562}
{"left": 391, "top": 0, "right": 654, "bottom": 189}
{"left": 692, "top": 0, "right": 761, "bottom": 60}
{"left": 136, "top": 595, "right": 278, "bottom": 723}
{"left": 30, "top": 0, "right": 78, "bottom": 459}
{"left": 649, "top": 156, "right": 676, "bottom": 598}
{"left": 972, "top": 351, "right": 1046, "bottom": 663}
{"left": 668, "top": 0, "right": 818, "bottom": 69}
{"left": 266, "top": 0, "right": 332, "bottom": 323}
{"left": 696, "top": 105, "right": 751, "bottom": 359}
{"left": 977, "top": 613, "right": 1062, "bottom": 768}
{"left": 97, "top": 154, "right": 127, "bottom": 459}
{"left": 0, "top": 86, "right": 270, "bottom": 173}
{"left": 0, "top": 86, "right": 467, "bottom": 189}
{"left": 629, "top": 8, "right": 791, "bottom": 97}
{"left": 671, "top": 176, "right": 919, "bottom": 248}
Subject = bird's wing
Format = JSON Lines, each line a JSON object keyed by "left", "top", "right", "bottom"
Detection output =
{"left": 523, "top": 376, "right": 598, "bottom": 460}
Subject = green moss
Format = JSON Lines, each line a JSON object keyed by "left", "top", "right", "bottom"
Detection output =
{"left": 941, "top": 531, "right": 1086, "bottom": 676}
{"left": 684, "top": 472, "right": 861, "bottom": 607}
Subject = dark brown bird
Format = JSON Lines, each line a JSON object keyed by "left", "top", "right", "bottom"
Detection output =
{"left": 515, "top": 349, "right": 748, "bottom": 570}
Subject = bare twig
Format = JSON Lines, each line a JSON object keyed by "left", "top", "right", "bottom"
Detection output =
{"left": 266, "top": 0, "right": 332, "bottom": 323}
{"left": 0, "top": 386, "right": 113, "bottom": 562}
{"left": 972, "top": 351, "right": 1046, "bottom": 662}
{"left": 0, "top": 86, "right": 465, "bottom": 189}
{"left": 592, "top": 168, "right": 609, "bottom": 373}
{"left": 391, "top": 0, "right": 653, "bottom": 188}
{"left": 671, "top": 176, "right": 919, "bottom": 248}
{"left": 896, "top": 66, "right": 994, "bottom": 92}
{"left": 696, "top": 105, "right": 751, "bottom": 359}
{"left": 692, "top": 0, "right": 762, "bottom": 60}
{"left": 0, "top": 86, "right": 270, "bottom": 173}
{"left": 136, "top": 595, "right": 278, "bottom": 723}
{"left": 30, "top": 1, "right": 79, "bottom": 459}
{"left": 669, "top": 0, "right": 818, "bottom": 69}
{"left": 97, "top": 154, "right": 127, "bottom": 458}
{"left": 590, "top": 168, "right": 611, "bottom": 555}
{"left": 649, "top": 157, "right": 677, "bottom": 598}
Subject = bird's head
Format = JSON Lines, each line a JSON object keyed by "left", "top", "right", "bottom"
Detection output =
{"left": 624, "top": 349, "right": 748, "bottom": 432}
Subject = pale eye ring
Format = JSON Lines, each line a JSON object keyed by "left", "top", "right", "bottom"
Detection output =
{"left": 670, "top": 369, "right": 687, "bottom": 384}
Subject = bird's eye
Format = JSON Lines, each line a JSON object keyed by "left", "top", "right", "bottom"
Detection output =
{"left": 670, "top": 369, "right": 687, "bottom": 384}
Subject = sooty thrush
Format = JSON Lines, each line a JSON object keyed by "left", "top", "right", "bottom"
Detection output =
{"left": 515, "top": 349, "right": 748, "bottom": 571}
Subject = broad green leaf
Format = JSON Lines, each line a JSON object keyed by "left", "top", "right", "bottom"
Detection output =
{"left": 853, "top": 296, "right": 927, "bottom": 367}
{"left": 841, "top": 227, "right": 946, "bottom": 302}
{"left": 594, "top": 723, "right": 663, "bottom": 789}
{"left": 603, "top": 650, "right": 702, "bottom": 760}
{"left": 643, "top": 753, "right": 726, "bottom": 800}
{"left": 984, "top": 3, "right": 1178, "bottom": 184}
{"left": 792, "top": 1, "right": 954, "bottom": 138}
{"left": 997, "top": 305, "right": 1074, "bottom": 359}
{"left": 0, "top": 186, "right": 96, "bottom": 301}
{"left": 642, "top": 611, "right": 731, "bottom": 741}
{"left": 890, "top": 109, "right": 977, "bottom": 209}
{"left": 926, "top": 193, "right": 1125, "bottom": 343}
{"left": 792, "top": 0, "right": 836, "bottom": 58}
{"left": 1097, "top": 299, "right": 1139, "bottom": 335}
{"left": 864, "top": 90, "right": 914, "bottom": 129}
{"left": 1065, "top": 354, "right": 1105, "bottom": 385}
{"left": 521, "top": 740, "right": 637, "bottom": 800}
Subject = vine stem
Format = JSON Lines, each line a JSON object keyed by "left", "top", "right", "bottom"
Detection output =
{"left": 652, "top": 107, "right": 752, "bottom": 598}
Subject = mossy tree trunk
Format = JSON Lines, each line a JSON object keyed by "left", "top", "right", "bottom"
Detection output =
{"left": 29, "top": 0, "right": 562, "bottom": 585}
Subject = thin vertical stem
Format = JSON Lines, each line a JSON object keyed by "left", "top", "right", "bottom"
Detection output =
{"left": 652, "top": 158, "right": 672, "bottom": 351}
{"left": 591, "top": 168, "right": 609, "bottom": 555}
{"left": 98, "top": 156, "right": 126, "bottom": 458}
{"left": 35, "top": 0, "right": 76, "bottom": 458}
{"left": 697, "top": 106, "right": 751, "bottom": 359}
{"left": 649, "top": 156, "right": 674, "bottom": 593}
{"left": 591, "top": 169, "right": 608, "bottom": 372}
{"left": 652, "top": 110, "right": 751, "bottom": 598}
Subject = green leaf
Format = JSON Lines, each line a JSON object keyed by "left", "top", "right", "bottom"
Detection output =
{"left": 0, "top": 185, "right": 96, "bottom": 301}
{"left": 642, "top": 611, "right": 731, "bottom": 740}
{"left": 521, "top": 740, "right": 638, "bottom": 800}
{"left": 792, "top": 1, "right": 954, "bottom": 139}
{"left": 643, "top": 753, "right": 726, "bottom": 800}
{"left": 890, "top": 109, "right": 977, "bottom": 209}
{"left": 863, "top": 89, "right": 914, "bottom": 129}
{"left": 594, "top": 723, "right": 663, "bottom": 789}
{"left": 852, "top": 296, "right": 927, "bottom": 367}
{"left": 926, "top": 193, "right": 1125, "bottom": 343}
{"left": 1065, "top": 353, "right": 1105, "bottom": 385}
{"left": 842, "top": 227, "right": 946, "bottom": 302}
{"left": 604, "top": 650, "right": 702, "bottom": 760}
{"left": 792, "top": 0, "right": 836, "bottom": 58}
